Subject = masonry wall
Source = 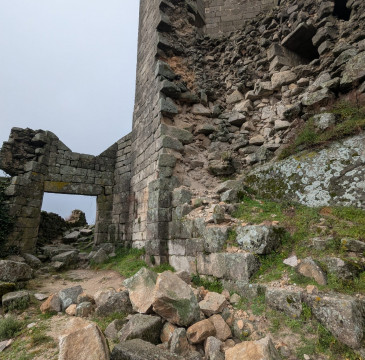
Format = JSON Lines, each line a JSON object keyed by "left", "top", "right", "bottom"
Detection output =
{"left": 204, "top": 0, "right": 276, "bottom": 36}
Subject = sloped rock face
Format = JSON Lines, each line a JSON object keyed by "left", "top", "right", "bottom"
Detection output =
{"left": 0, "top": 260, "right": 33, "bottom": 282}
{"left": 152, "top": 271, "right": 200, "bottom": 327}
{"left": 303, "top": 292, "right": 365, "bottom": 349}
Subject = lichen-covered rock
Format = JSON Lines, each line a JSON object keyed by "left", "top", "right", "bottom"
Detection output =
{"left": 340, "top": 51, "right": 365, "bottom": 90}
{"left": 303, "top": 292, "right": 365, "bottom": 349}
{"left": 95, "top": 291, "right": 132, "bottom": 317}
{"left": 169, "top": 328, "right": 189, "bottom": 355}
{"left": 94, "top": 288, "right": 116, "bottom": 307}
{"left": 203, "top": 226, "right": 231, "bottom": 253}
{"left": 0, "top": 260, "right": 33, "bottom": 282}
{"left": 59, "top": 285, "right": 83, "bottom": 311}
{"left": 22, "top": 253, "right": 42, "bottom": 269}
{"left": 225, "top": 336, "right": 280, "bottom": 360}
{"left": 152, "top": 271, "right": 200, "bottom": 327}
{"left": 265, "top": 287, "right": 303, "bottom": 318}
{"left": 186, "top": 319, "right": 216, "bottom": 344}
{"left": 52, "top": 251, "right": 79, "bottom": 267}
{"left": 204, "top": 336, "right": 224, "bottom": 360}
{"left": 76, "top": 302, "right": 94, "bottom": 317}
{"left": 161, "top": 322, "right": 178, "bottom": 343}
{"left": 236, "top": 225, "right": 282, "bottom": 255}
{"left": 111, "top": 339, "right": 184, "bottom": 360}
{"left": 118, "top": 314, "right": 162, "bottom": 344}
{"left": 322, "top": 257, "right": 361, "bottom": 280}
{"left": 296, "top": 257, "right": 327, "bottom": 285}
{"left": 58, "top": 318, "right": 109, "bottom": 360}
{"left": 341, "top": 238, "right": 365, "bottom": 253}
{"left": 123, "top": 267, "right": 158, "bottom": 313}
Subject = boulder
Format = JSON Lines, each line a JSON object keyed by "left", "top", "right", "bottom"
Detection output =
{"left": 91, "top": 249, "right": 109, "bottom": 264}
{"left": 225, "top": 336, "right": 280, "bottom": 360}
{"left": 265, "top": 287, "right": 303, "bottom": 318}
{"left": 66, "top": 304, "right": 77, "bottom": 316}
{"left": 111, "top": 339, "right": 184, "bottom": 360}
{"left": 205, "top": 336, "right": 224, "bottom": 360}
{"left": 2, "top": 290, "right": 30, "bottom": 311}
{"left": 95, "top": 291, "right": 133, "bottom": 317}
{"left": 123, "top": 267, "right": 158, "bottom": 313}
{"left": 152, "top": 271, "right": 200, "bottom": 327}
{"left": 236, "top": 225, "right": 282, "bottom": 255}
{"left": 63, "top": 231, "right": 80, "bottom": 244}
{"left": 0, "top": 260, "right": 33, "bottom": 282}
{"left": 58, "top": 318, "right": 109, "bottom": 360}
{"left": 301, "top": 88, "right": 334, "bottom": 108}
{"left": 22, "top": 253, "right": 42, "bottom": 269}
{"left": 161, "top": 322, "right": 178, "bottom": 343}
{"left": 105, "top": 319, "right": 127, "bottom": 341}
{"left": 59, "top": 285, "right": 83, "bottom": 311}
{"left": 340, "top": 51, "right": 365, "bottom": 90}
{"left": 192, "top": 104, "right": 211, "bottom": 116}
{"left": 303, "top": 292, "right": 365, "bottom": 349}
{"left": 296, "top": 257, "right": 327, "bottom": 285}
{"left": 94, "top": 288, "right": 117, "bottom": 307}
{"left": 76, "top": 302, "right": 94, "bottom": 317}
{"left": 322, "top": 257, "right": 361, "bottom": 280}
{"left": 186, "top": 319, "right": 216, "bottom": 344}
{"left": 271, "top": 71, "right": 297, "bottom": 90}
{"left": 313, "top": 113, "right": 336, "bottom": 131}
{"left": 169, "top": 328, "right": 189, "bottom": 355}
{"left": 199, "top": 292, "right": 227, "bottom": 317}
{"left": 208, "top": 314, "right": 232, "bottom": 341}
{"left": 52, "top": 251, "right": 79, "bottom": 267}
{"left": 341, "top": 238, "right": 365, "bottom": 253}
{"left": 203, "top": 226, "right": 230, "bottom": 253}
{"left": 118, "top": 314, "right": 163, "bottom": 345}
{"left": 40, "top": 293, "right": 62, "bottom": 313}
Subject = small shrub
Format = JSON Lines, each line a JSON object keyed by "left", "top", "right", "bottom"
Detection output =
{"left": 191, "top": 274, "right": 223, "bottom": 293}
{"left": 0, "top": 316, "right": 23, "bottom": 340}
{"left": 152, "top": 263, "right": 175, "bottom": 273}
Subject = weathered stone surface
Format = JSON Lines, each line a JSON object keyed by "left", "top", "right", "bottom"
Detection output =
{"left": 265, "top": 288, "right": 303, "bottom": 318}
{"left": 225, "top": 336, "right": 280, "bottom": 360}
{"left": 271, "top": 71, "right": 297, "bottom": 90}
{"left": 236, "top": 225, "right": 282, "bottom": 255}
{"left": 322, "top": 257, "right": 360, "bottom": 280}
{"left": 59, "top": 285, "right": 84, "bottom": 311}
{"left": 2, "top": 290, "right": 30, "bottom": 311}
{"left": 123, "top": 267, "right": 158, "bottom": 313}
{"left": 208, "top": 160, "right": 235, "bottom": 176}
{"left": 208, "top": 314, "right": 232, "bottom": 341}
{"left": 192, "top": 104, "right": 211, "bottom": 116}
{"left": 203, "top": 226, "right": 230, "bottom": 253}
{"left": 76, "top": 302, "right": 93, "bottom": 317}
{"left": 186, "top": 319, "right": 216, "bottom": 344}
{"left": 95, "top": 291, "right": 132, "bottom": 317}
{"left": 63, "top": 231, "right": 80, "bottom": 243}
{"left": 303, "top": 292, "right": 365, "bottom": 349}
{"left": 296, "top": 257, "right": 327, "bottom": 285}
{"left": 205, "top": 336, "right": 224, "bottom": 360}
{"left": 111, "top": 339, "right": 184, "bottom": 360}
{"left": 59, "top": 318, "right": 110, "bottom": 360}
{"left": 118, "top": 314, "right": 162, "bottom": 344}
{"left": 161, "top": 322, "right": 178, "bottom": 343}
{"left": 197, "top": 253, "right": 260, "bottom": 282}
{"left": 52, "top": 251, "right": 79, "bottom": 267}
{"left": 199, "top": 292, "right": 227, "bottom": 317}
{"left": 226, "top": 90, "right": 244, "bottom": 104}
{"left": 340, "top": 51, "right": 365, "bottom": 90}
{"left": 40, "top": 293, "right": 62, "bottom": 313}
{"left": 0, "top": 282, "right": 16, "bottom": 299}
{"left": 22, "top": 253, "right": 42, "bottom": 269}
{"left": 94, "top": 288, "right": 117, "bottom": 307}
{"left": 313, "top": 113, "right": 336, "bottom": 131}
{"left": 105, "top": 319, "right": 126, "bottom": 341}
{"left": 91, "top": 248, "right": 108, "bottom": 264}
{"left": 228, "top": 113, "right": 246, "bottom": 127}
{"left": 169, "top": 328, "right": 189, "bottom": 355}
{"left": 152, "top": 271, "right": 200, "bottom": 327}
{"left": 341, "top": 238, "right": 365, "bottom": 253}
{"left": 195, "top": 124, "right": 215, "bottom": 135}
{"left": 0, "top": 260, "right": 33, "bottom": 282}
{"left": 66, "top": 304, "right": 77, "bottom": 316}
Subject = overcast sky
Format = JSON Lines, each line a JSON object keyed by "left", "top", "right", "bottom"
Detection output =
{"left": 0, "top": 0, "right": 139, "bottom": 223}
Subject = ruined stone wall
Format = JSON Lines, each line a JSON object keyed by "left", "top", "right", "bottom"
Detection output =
{"left": 204, "top": 0, "right": 275, "bottom": 36}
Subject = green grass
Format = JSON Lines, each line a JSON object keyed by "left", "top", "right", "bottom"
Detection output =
{"left": 29, "top": 323, "right": 54, "bottom": 347}
{"left": 92, "top": 312, "right": 127, "bottom": 332}
{"left": 92, "top": 247, "right": 147, "bottom": 278}
{"left": 151, "top": 263, "right": 175, "bottom": 273}
{"left": 280, "top": 101, "right": 365, "bottom": 159}
{"left": 191, "top": 274, "right": 223, "bottom": 293}
{"left": 0, "top": 316, "right": 23, "bottom": 341}
{"left": 235, "top": 294, "right": 266, "bottom": 316}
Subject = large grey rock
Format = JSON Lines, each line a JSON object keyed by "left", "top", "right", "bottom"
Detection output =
{"left": 271, "top": 71, "right": 297, "bottom": 90}
{"left": 313, "top": 113, "right": 336, "bottom": 131}
{"left": 111, "top": 339, "right": 184, "bottom": 360}
{"left": 105, "top": 319, "right": 127, "bottom": 341}
{"left": 322, "top": 257, "right": 361, "bottom": 280}
{"left": 265, "top": 288, "right": 303, "bottom": 318}
{"left": 58, "top": 318, "right": 110, "bottom": 360}
{"left": 94, "top": 288, "right": 117, "bottom": 307}
{"left": 22, "top": 253, "right": 42, "bottom": 269}
{"left": 123, "top": 267, "right": 158, "bottom": 313}
{"left": 95, "top": 291, "right": 133, "bottom": 317}
{"left": 301, "top": 88, "right": 335, "bottom": 108}
{"left": 118, "top": 314, "right": 163, "bottom": 344}
{"left": 197, "top": 253, "right": 260, "bottom": 282}
{"left": 76, "top": 302, "right": 94, "bottom": 317}
{"left": 52, "top": 251, "right": 79, "bottom": 267}
{"left": 236, "top": 225, "right": 282, "bottom": 254}
{"left": 152, "top": 271, "right": 200, "bottom": 327}
{"left": 91, "top": 248, "right": 108, "bottom": 264}
{"left": 169, "top": 328, "right": 189, "bottom": 356}
{"left": 340, "top": 51, "right": 365, "bottom": 90}
{"left": 59, "top": 285, "right": 83, "bottom": 311}
{"left": 341, "top": 238, "right": 365, "bottom": 253}
{"left": 303, "top": 292, "right": 365, "bottom": 349}
{"left": 199, "top": 292, "right": 227, "bottom": 317}
{"left": 63, "top": 231, "right": 80, "bottom": 243}
{"left": 0, "top": 260, "right": 33, "bottom": 282}
{"left": 225, "top": 336, "right": 280, "bottom": 360}
{"left": 2, "top": 290, "right": 30, "bottom": 311}
{"left": 208, "top": 160, "right": 235, "bottom": 176}
{"left": 205, "top": 336, "right": 224, "bottom": 360}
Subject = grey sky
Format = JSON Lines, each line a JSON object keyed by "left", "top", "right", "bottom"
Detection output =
{"left": 0, "top": 0, "right": 140, "bottom": 223}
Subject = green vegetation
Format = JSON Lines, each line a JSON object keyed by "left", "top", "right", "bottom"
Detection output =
{"left": 191, "top": 274, "right": 223, "bottom": 293}
{"left": 92, "top": 247, "right": 147, "bottom": 278}
{"left": 0, "top": 316, "right": 23, "bottom": 341}
{"left": 235, "top": 294, "right": 266, "bottom": 316}
{"left": 92, "top": 312, "right": 127, "bottom": 332}
{"left": 29, "top": 323, "right": 54, "bottom": 347}
{"left": 232, "top": 194, "right": 365, "bottom": 294}
{"left": 151, "top": 263, "right": 175, "bottom": 273}
{"left": 280, "top": 101, "right": 365, "bottom": 159}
